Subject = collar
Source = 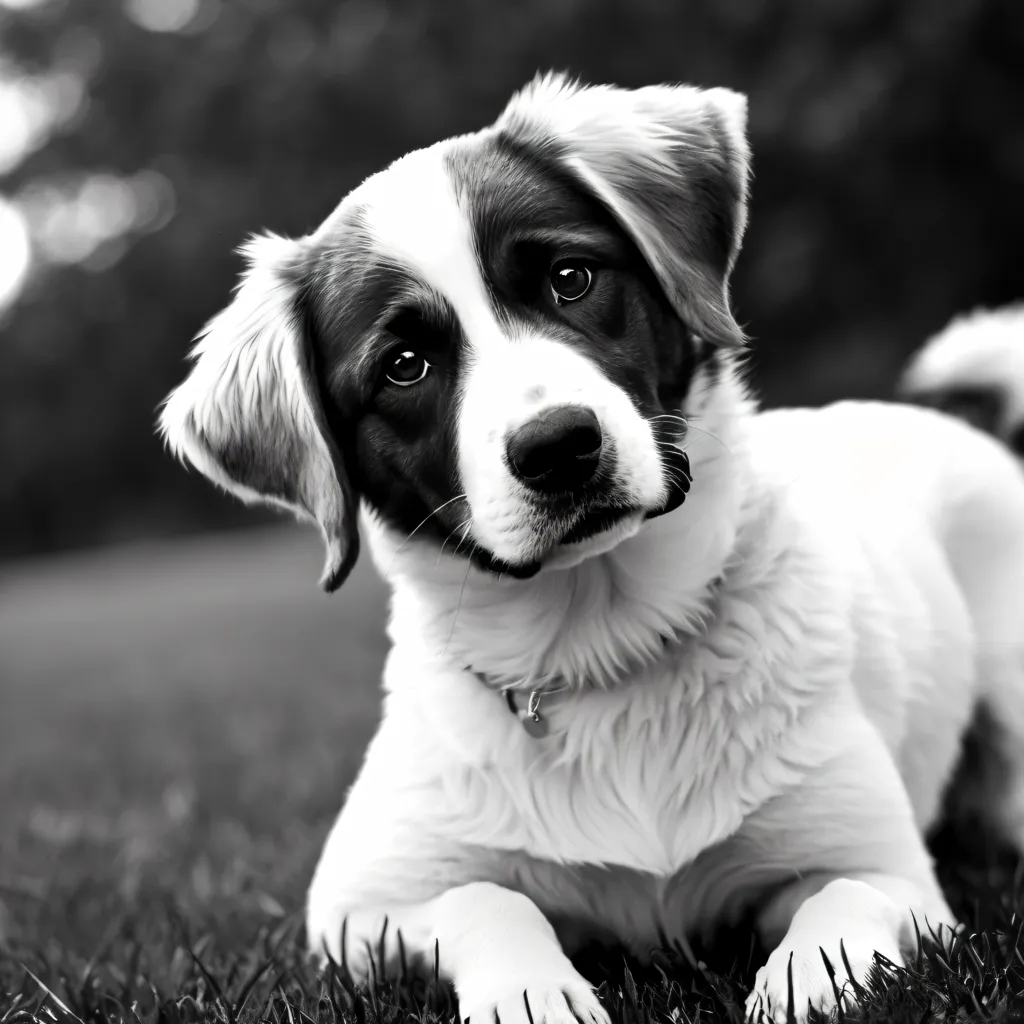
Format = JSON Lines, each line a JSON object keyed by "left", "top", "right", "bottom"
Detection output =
{"left": 500, "top": 681, "right": 568, "bottom": 738}
{"left": 464, "top": 666, "right": 567, "bottom": 738}
{"left": 466, "top": 629, "right": 679, "bottom": 739}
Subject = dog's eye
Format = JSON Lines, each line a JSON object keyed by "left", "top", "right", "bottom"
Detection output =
{"left": 385, "top": 350, "right": 431, "bottom": 387}
{"left": 549, "top": 260, "right": 593, "bottom": 304}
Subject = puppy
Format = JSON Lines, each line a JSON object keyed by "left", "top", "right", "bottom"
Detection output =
{"left": 159, "top": 74, "right": 1024, "bottom": 1023}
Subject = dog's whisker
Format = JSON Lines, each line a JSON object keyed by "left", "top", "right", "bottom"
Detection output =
{"left": 443, "top": 558, "right": 473, "bottom": 656}
{"left": 437, "top": 516, "right": 473, "bottom": 567}
{"left": 681, "top": 422, "right": 732, "bottom": 453}
{"left": 649, "top": 413, "right": 730, "bottom": 454}
{"left": 450, "top": 520, "right": 475, "bottom": 560}
{"left": 386, "top": 494, "right": 469, "bottom": 579}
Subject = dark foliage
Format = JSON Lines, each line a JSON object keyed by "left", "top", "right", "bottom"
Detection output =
{"left": 0, "top": 0, "right": 1022, "bottom": 559}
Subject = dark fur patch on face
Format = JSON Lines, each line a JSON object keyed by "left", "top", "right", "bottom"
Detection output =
{"left": 298, "top": 209, "right": 472, "bottom": 557}
{"left": 303, "top": 135, "right": 708, "bottom": 571}
{"left": 496, "top": 84, "right": 747, "bottom": 348}
{"left": 449, "top": 132, "right": 700, "bottom": 419}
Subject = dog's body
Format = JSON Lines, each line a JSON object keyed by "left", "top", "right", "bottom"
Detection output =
{"left": 159, "top": 74, "right": 1024, "bottom": 1022}
{"left": 308, "top": 388, "right": 1024, "bottom": 1021}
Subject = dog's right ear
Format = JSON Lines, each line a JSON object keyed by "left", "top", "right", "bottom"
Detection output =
{"left": 158, "top": 233, "right": 358, "bottom": 592}
{"left": 498, "top": 73, "right": 751, "bottom": 349}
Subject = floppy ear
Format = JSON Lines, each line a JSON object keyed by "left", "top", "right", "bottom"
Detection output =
{"left": 158, "top": 233, "right": 358, "bottom": 592}
{"left": 497, "top": 72, "right": 751, "bottom": 347}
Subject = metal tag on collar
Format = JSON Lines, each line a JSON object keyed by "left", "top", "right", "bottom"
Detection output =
{"left": 503, "top": 687, "right": 550, "bottom": 738}
{"left": 522, "top": 690, "right": 548, "bottom": 738}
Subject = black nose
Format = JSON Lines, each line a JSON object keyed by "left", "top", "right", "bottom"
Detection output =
{"left": 505, "top": 405, "right": 603, "bottom": 493}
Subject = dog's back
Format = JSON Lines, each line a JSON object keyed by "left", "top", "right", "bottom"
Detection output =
{"left": 747, "top": 396, "right": 1024, "bottom": 839}
{"left": 893, "top": 305, "right": 1024, "bottom": 844}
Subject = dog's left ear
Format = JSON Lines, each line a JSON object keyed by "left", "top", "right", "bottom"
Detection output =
{"left": 158, "top": 233, "right": 358, "bottom": 592}
{"left": 498, "top": 73, "right": 751, "bottom": 347}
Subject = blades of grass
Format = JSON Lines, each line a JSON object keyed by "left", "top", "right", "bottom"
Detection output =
{"left": 124, "top": 935, "right": 146, "bottom": 1011}
{"left": 623, "top": 963, "right": 639, "bottom": 1014}
{"left": 80, "top": 912, "right": 127, "bottom": 987}
{"left": 522, "top": 990, "right": 535, "bottom": 1024}
{"left": 322, "top": 963, "right": 348, "bottom": 1019}
{"left": 257, "top": 969, "right": 295, "bottom": 1021}
{"left": 784, "top": 953, "right": 796, "bottom": 1024}
{"left": 910, "top": 911, "right": 925, "bottom": 974}
{"left": 377, "top": 915, "right": 389, "bottom": 984}
{"left": 362, "top": 943, "right": 381, "bottom": 1020}
{"left": 182, "top": 941, "right": 233, "bottom": 1023}
{"left": 21, "top": 967, "right": 86, "bottom": 1024}
{"left": 966, "top": 985, "right": 986, "bottom": 1019}
{"left": 322, "top": 945, "right": 357, "bottom": 1009}
{"left": 232, "top": 957, "right": 275, "bottom": 1019}
{"left": 744, "top": 993, "right": 762, "bottom": 1024}
{"left": 838, "top": 941, "right": 867, "bottom": 1002}
{"left": 818, "top": 947, "right": 844, "bottom": 1024}
{"left": 282, "top": 989, "right": 298, "bottom": 1024}
{"left": 396, "top": 929, "right": 409, "bottom": 985}
{"left": 961, "top": 935, "right": 987, "bottom": 989}
{"left": 0, "top": 994, "right": 23, "bottom": 1023}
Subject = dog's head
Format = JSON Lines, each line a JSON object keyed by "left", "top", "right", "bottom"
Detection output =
{"left": 159, "top": 74, "right": 750, "bottom": 590}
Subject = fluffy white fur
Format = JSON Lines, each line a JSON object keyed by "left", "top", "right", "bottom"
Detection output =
{"left": 899, "top": 302, "right": 1024, "bottom": 442}
{"left": 159, "top": 75, "right": 1024, "bottom": 1024}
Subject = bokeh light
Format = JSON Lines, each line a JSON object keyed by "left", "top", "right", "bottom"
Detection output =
{"left": 0, "top": 65, "right": 86, "bottom": 174}
{"left": 0, "top": 196, "right": 31, "bottom": 312}
{"left": 122, "top": 0, "right": 202, "bottom": 34}
{"left": 15, "top": 169, "right": 176, "bottom": 267}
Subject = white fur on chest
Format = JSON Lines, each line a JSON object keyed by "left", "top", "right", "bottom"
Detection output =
{"left": 380, "top": 508, "right": 854, "bottom": 881}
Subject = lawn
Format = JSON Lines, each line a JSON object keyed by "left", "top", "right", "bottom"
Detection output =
{"left": 2, "top": 525, "right": 1023, "bottom": 1023}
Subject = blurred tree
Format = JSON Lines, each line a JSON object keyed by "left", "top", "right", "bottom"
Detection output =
{"left": 0, "top": 0, "right": 1022, "bottom": 557}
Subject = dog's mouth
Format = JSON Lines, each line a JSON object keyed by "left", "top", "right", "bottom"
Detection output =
{"left": 559, "top": 505, "right": 632, "bottom": 545}
{"left": 469, "top": 446, "right": 692, "bottom": 578}
{"left": 467, "top": 504, "right": 633, "bottom": 579}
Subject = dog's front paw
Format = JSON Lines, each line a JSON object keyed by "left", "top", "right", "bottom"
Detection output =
{"left": 461, "top": 980, "right": 609, "bottom": 1024}
{"left": 745, "top": 932, "right": 900, "bottom": 1024}
{"left": 745, "top": 879, "right": 910, "bottom": 1023}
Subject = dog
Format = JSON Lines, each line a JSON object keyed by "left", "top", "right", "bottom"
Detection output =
{"left": 158, "top": 74, "right": 1024, "bottom": 1023}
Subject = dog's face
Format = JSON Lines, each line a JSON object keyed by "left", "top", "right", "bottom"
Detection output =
{"left": 159, "top": 74, "right": 750, "bottom": 589}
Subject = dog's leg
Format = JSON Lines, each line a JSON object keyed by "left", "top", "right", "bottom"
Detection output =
{"left": 314, "top": 884, "right": 609, "bottom": 1024}
{"left": 740, "top": 707, "right": 958, "bottom": 1024}
{"left": 746, "top": 872, "right": 953, "bottom": 1023}
{"left": 309, "top": 882, "right": 609, "bottom": 1024}
{"left": 305, "top": 709, "right": 609, "bottom": 1024}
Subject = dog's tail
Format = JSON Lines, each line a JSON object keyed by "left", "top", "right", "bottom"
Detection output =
{"left": 898, "top": 303, "right": 1024, "bottom": 453}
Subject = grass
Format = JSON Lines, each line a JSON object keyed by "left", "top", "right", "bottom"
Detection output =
{"left": 2, "top": 525, "right": 1023, "bottom": 1023}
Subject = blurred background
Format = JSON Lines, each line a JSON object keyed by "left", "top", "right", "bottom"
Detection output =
{"left": 1, "top": 0, "right": 1023, "bottom": 966}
